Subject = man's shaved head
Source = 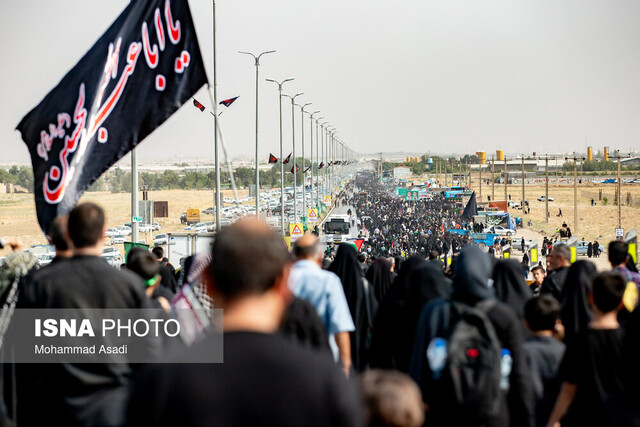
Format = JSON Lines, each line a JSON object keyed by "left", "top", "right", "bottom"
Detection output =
{"left": 293, "top": 233, "right": 321, "bottom": 260}
{"left": 210, "top": 218, "right": 292, "bottom": 300}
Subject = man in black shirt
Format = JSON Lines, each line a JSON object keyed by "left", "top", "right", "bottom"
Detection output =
{"left": 523, "top": 296, "right": 565, "bottom": 427}
{"left": 20, "top": 203, "right": 151, "bottom": 426}
{"left": 548, "top": 272, "right": 627, "bottom": 427}
{"left": 126, "top": 219, "right": 362, "bottom": 427}
{"left": 541, "top": 244, "right": 571, "bottom": 300}
{"left": 151, "top": 246, "right": 177, "bottom": 293}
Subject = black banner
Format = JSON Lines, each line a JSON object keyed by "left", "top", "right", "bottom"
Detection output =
{"left": 461, "top": 191, "right": 478, "bottom": 220}
{"left": 17, "top": 0, "right": 208, "bottom": 233}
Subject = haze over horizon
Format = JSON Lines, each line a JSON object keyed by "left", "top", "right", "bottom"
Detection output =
{"left": 2, "top": 0, "right": 639, "bottom": 165}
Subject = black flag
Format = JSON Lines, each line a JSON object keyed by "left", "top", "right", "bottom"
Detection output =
{"left": 192, "top": 98, "right": 205, "bottom": 111}
{"left": 16, "top": 0, "right": 207, "bottom": 233}
{"left": 219, "top": 96, "right": 239, "bottom": 107}
{"left": 268, "top": 153, "right": 278, "bottom": 164}
{"left": 461, "top": 191, "right": 478, "bottom": 221}
{"left": 282, "top": 153, "right": 292, "bottom": 164}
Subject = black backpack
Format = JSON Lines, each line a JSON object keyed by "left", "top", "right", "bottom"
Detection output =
{"left": 427, "top": 299, "right": 503, "bottom": 420}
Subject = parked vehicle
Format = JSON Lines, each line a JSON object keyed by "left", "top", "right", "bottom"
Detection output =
{"left": 576, "top": 241, "right": 604, "bottom": 256}
{"left": 117, "top": 225, "right": 132, "bottom": 236}
{"left": 102, "top": 255, "right": 122, "bottom": 268}
{"left": 201, "top": 221, "right": 215, "bottom": 232}
{"left": 482, "top": 225, "right": 516, "bottom": 236}
{"left": 101, "top": 247, "right": 122, "bottom": 267}
{"left": 105, "top": 227, "right": 120, "bottom": 237}
{"left": 154, "top": 234, "right": 169, "bottom": 245}
{"left": 151, "top": 222, "right": 161, "bottom": 231}
{"left": 111, "top": 234, "right": 125, "bottom": 245}
{"left": 35, "top": 253, "right": 54, "bottom": 267}
{"left": 537, "top": 196, "right": 555, "bottom": 202}
{"left": 470, "top": 233, "right": 500, "bottom": 249}
{"left": 138, "top": 223, "right": 152, "bottom": 233}
{"left": 186, "top": 208, "right": 200, "bottom": 225}
{"left": 194, "top": 223, "right": 209, "bottom": 233}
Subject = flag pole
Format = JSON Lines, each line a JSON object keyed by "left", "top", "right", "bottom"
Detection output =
{"left": 131, "top": 147, "right": 139, "bottom": 243}
{"left": 212, "top": 0, "right": 221, "bottom": 232}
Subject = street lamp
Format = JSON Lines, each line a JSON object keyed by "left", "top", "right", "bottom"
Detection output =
{"left": 327, "top": 127, "right": 336, "bottom": 196}
{"left": 315, "top": 117, "right": 325, "bottom": 208}
{"left": 320, "top": 121, "right": 329, "bottom": 204}
{"left": 297, "top": 102, "right": 312, "bottom": 221}
{"left": 266, "top": 77, "right": 294, "bottom": 236}
{"left": 238, "top": 50, "right": 276, "bottom": 218}
{"left": 283, "top": 92, "right": 304, "bottom": 222}
{"left": 308, "top": 110, "right": 321, "bottom": 209}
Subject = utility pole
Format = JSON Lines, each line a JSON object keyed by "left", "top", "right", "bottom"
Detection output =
{"left": 521, "top": 155, "right": 525, "bottom": 207}
{"left": 545, "top": 158, "right": 549, "bottom": 222}
{"left": 504, "top": 156, "right": 508, "bottom": 202}
{"left": 537, "top": 154, "right": 561, "bottom": 223}
{"left": 479, "top": 159, "right": 482, "bottom": 202}
{"left": 565, "top": 154, "right": 585, "bottom": 235}
{"left": 610, "top": 154, "right": 631, "bottom": 230}
{"left": 445, "top": 159, "right": 448, "bottom": 187}
{"left": 491, "top": 158, "right": 495, "bottom": 201}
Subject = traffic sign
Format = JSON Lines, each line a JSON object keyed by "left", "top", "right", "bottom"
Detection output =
{"left": 307, "top": 209, "right": 318, "bottom": 223}
{"left": 132, "top": 216, "right": 143, "bottom": 223}
{"left": 289, "top": 223, "right": 304, "bottom": 242}
{"left": 324, "top": 195, "right": 332, "bottom": 206}
{"left": 397, "top": 187, "right": 408, "bottom": 196}
{"left": 615, "top": 228, "right": 624, "bottom": 241}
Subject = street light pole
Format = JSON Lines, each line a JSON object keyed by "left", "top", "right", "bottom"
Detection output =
{"left": 266, "top": 77, "right": 294, "bottom": 235}
{"left": 283, "top": 92, "right": 304, "bottom": 222}
{"left": 238, "top": 50, "right": 275, "bottom": 218}
{"left": 212, "top": 0, "right": 221, "bottom": 231}
{"left": 328, "top": 128, "right": 336, "bottom": 196}
{"left": 309, "top": 111, "right": 320, "bottom": 209}
{"left": 299, "top": 102, "right": 312, "bottom": 221}
{"left": 315, "top": 117, "right": 324, "bottom": 208}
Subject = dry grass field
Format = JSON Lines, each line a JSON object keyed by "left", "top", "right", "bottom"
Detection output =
{"left": 468, "top": 179, "right": 640, "bottom": 243}
{"left": 0, "top": 189, "right": 249, "bottom": 256}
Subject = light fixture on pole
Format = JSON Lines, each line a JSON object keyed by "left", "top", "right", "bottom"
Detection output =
{"left": 320, "top": 122, "right": 330, "bottom": 201}
{"left": 309, "top": 111, "right": 321, "bottom": 208}
{"left": 238, "top": 50, "right": 276, "bottom": 218}
{"left": 298, "top": 102, "right": 312, "bottom": 221}
{"left": 283, "top": 92, "right": 304, "bottom": 222}
{"left": 327, "top": 127, "right": 336, "bottom": 195}
{"left": 266, "top": 77, "right": 294, "bottom": 236}
{"left": 315, "top": 117, "right": 325, "bottom": 208}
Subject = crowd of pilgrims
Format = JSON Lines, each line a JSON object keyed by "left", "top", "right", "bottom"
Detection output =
{"left": 0, "top": 171, "right": 639, "bottom": 427}
{"left": 319, "top": 171, "right": 640, "bottom": 426}
{"left": 345, "top": 176, "right": 470, "bottom": 260}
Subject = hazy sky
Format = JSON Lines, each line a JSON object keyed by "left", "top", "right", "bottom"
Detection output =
{"left": 2, "top": 0, "right": 640, "bottom": 164}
